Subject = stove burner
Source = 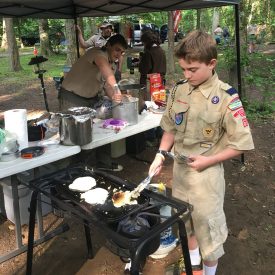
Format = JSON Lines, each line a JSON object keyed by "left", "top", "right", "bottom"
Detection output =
{"left": 26, "top": 165, "right": 193, "bottom": 275}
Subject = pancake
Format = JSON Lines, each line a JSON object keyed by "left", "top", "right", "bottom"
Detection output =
{"left": 69, "top": 176, "right": 96, "bottom": 192}
{"left": 81, "top": 188, "right": 108, "bottom": 204}
{"left": 112, "top": 190, "right": 137, "bottom": 208}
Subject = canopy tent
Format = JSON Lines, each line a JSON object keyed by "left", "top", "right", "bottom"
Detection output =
{"left": 0, "top": 0, "right": 242, "bottom": 97}
{"left": 0, "top": 0, "right": 239, "bottom": 19}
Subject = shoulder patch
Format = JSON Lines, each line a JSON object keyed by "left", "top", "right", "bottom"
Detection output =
{"left": 226, "top": 87, "right": 238, "bottom": 96}
{"left": 176, "top": 79, "right": 188, "bottom": 86}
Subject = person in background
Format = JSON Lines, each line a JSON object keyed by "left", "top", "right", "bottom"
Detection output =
{"left": 76, "top": 21, "right": 122, "bottom": 81}
{"left": 222, "top": 27, "right": 230, "bottom": 46}
{"left": 149, "top": 30, "right": 254, "bottom": 275}
{"left": 139, "top": 30, "right": 166, "bottom": 94}
{"left": 60, "top": 34, "right": 127, "bottom": 172}
{"left": 247, "top": 24, "right": 258, "bottom": 53}
{"left": 60, "top": 34, "right": 127, "bottom": 110}
{"left": 139, "top": 30, "right": 166, "bottom": 146}
{"left": 214, "top": 25, "right": 223, "bottom": 45}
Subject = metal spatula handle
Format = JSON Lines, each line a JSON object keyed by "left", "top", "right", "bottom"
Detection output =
{"left": 131, "top": 171, "right": 156, "bottom": 198}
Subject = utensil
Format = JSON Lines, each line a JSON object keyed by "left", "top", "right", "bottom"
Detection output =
{"left": 165, "top": 151, "right": 190, "bottom": 162}
{"left": 130, "top": 169, "right": 158, "bottom": 198}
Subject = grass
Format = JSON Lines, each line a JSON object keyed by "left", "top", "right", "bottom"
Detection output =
{"left": 0, "top": 47, "right": 66, "bottom": 84}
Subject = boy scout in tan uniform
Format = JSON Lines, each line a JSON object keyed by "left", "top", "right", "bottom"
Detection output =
{"left": 149, "top": 31, "right": 254, "bottom": 275}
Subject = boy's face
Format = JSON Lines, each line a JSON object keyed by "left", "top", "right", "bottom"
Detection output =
{"left": 178, "top": 58, "right": 217, "bottom": 87}
{"left": 107, "top": 43, "right": 125, "bottom": 62}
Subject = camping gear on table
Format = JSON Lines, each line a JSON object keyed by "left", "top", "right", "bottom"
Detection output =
{"left": 58, "top": 107, "right": 96, "bottom": 146}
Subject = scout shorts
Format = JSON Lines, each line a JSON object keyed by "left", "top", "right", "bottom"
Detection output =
{"left": 172, "top": 161, "right": 228, "bottom": 261}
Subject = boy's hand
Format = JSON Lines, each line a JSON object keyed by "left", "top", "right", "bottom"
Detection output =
{"left": 187, "top": 155, "right": 215, "bottom": 171}
{"left": 149, "top": 154, "right": 164, "bottom": 176}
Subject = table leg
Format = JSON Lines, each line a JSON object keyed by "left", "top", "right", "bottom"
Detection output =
{"left": 10, "top": 175, "right": 23, "bottom": 249}
{"left": 178, "top": 219, "right": 193, "bottom": 275}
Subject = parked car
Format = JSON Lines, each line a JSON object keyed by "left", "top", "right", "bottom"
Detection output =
{"left": 133, "top": 23, "right": 160, "bottom": 44}
{"left": 160, "top": 24, "right": 184, "bottom": 43}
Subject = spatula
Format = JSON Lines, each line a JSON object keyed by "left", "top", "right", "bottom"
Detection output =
{"left": 130, "top": 170, "right": 158, "bottom": 198}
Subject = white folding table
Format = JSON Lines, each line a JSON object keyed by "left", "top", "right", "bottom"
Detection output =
{"left": 82, "top": 111, "right": 163, "bottom": 150}
{"left": 0, "top": 144, "right": 81, "bottom": 263}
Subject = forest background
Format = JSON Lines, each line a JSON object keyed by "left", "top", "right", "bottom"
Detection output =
{"left": 0, "top": 0, "right": 274, "bottom": 120}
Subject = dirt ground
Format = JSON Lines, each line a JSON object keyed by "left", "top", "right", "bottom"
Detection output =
{"left": 0, "top": 47, "right": 274, "bottom": 275}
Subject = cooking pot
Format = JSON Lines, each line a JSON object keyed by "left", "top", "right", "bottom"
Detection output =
{"left": 59, "top": 107, "right": 96, "bottom": 146}
{"left": 112, "top": 96, "right": 139, "bottom": 125}
{"left": 118, "top": 79, "right": 147, "bottom": 113}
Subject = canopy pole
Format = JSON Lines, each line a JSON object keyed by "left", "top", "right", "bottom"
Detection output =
{"left": 72, "top": 5, "right": 80, "bottom": 58}
{"left": 234, "top": 4, "right": 242, "bottom": 98}
{"left": 234, "top": 4, "right": 244, "bottom": 164}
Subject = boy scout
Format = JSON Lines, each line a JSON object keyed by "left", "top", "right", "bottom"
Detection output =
{"left": 149, "top": 30, "right": 254, "bottom": 275}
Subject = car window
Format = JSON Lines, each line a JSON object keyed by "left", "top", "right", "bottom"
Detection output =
{"left": 134, "top": 25, "right": 140, "bottom": 31}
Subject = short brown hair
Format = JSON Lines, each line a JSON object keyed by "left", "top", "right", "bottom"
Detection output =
{"left": 175, "top": 30, "right": 217, "bottom": 64}
{"left": 141, "top": 30, "right": 160, "bottom": 48}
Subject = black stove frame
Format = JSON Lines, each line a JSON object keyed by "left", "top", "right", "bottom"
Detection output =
{"left": 25, "top": 165, "right": 193, "bottom": 275}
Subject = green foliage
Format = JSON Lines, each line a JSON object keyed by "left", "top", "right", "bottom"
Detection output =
{"left": 242, "top": 52, "right": 275, "bottom": 119}
{"left": 0, "top": 49, "right": 66, "bottom": 84}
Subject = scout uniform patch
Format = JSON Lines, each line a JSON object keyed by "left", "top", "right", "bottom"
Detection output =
{"left": 203, "top": 127, "right": 214, "bottom": 138}
{"left": 226, "top": 87, "right": 238, "bottom": 96}
{"left": 211, "top": 96, "right": 219, "bottom": 104}
{"left": 175, "top": 113, "right": 184, "bottom": 125}
{"left": 233, "top": 107, "right": 246, "bottom": 118}
{"left": 242, "top": 118, "right": 249, "bottom": 127}
{"left": 228, "top": 97, "right": 243, "bottom": 111}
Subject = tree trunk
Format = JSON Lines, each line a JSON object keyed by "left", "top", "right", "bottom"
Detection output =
{"left": 196, "top": 9, "right": 201, "bottom": 29}
{"left": 5, "top": 18, "right": 22, "bottom": 71}
{"left": 167, "top": 11, "right": 175, "bottom": 75}
{"left": 65, "top": 19, "right": 78, "bottom": 66}
{"left": 16, "top": 19, "right": 24, "bottom": 48}
{"left": 1, "top": 18, "right": 8, "bottom": 49}
{"left": 212, "top": 8, "right": 219, "bottom": 34}
{"left": 39, "top": 19, "right": 53, "bottom": 57}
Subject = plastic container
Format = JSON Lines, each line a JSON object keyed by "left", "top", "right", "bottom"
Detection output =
{"left": 111, "top": 139, "right": 126, "bottom": 158}
{"left": 149, "top": 183, "right": 178, "bottom": 259}
{"left": 0, "top": 170, "right": 52, "bottom": 225}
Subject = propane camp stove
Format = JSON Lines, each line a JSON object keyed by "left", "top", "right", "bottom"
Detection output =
{"left": 26, "top": 165, "right": 193, "bottom": 275}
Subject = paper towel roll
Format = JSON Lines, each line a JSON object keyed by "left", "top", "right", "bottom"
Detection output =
{"left": 4, "top": 109, "right": 28, "bottom": 150}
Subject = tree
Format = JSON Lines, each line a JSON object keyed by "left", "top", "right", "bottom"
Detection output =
{"left": 65, "top": 19, "right": 78, "bottom": 66}
{"left": 1, "top": 18, "right": 8, "bottom": 49}
{"left": 39, "top": 19, "right": 53, "bottom": 56}
{"left": 5, "top": 18, "right": 22, "bottom": 71}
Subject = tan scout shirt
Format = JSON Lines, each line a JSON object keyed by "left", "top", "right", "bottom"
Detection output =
{"left": 160, "top": 73, "right": 254, "bottom": 157}
{"left": 86, "top": 34, "right": 109, "bottom": 48}
{"left": 62, "top": 48, "right": 112, "bottom": 98}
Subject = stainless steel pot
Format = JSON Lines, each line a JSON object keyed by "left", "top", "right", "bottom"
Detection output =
{"left": 112, "top": 97, "right": 139, "bottom": 125}
{"left": 59, "top": 107, "right": 96, "bottom": 146}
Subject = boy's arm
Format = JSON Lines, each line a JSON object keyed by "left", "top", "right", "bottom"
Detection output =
{"left": 94, "top": 55, "right": 120, "bottom": 99}
{"left": 188, "top": 148, "right": 243, "bottom": 171}
{"left": 149, "top": 131, "right": 175, "bottom": 175}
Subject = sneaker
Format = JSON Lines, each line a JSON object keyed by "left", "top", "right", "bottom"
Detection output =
{"left": 97, "top": 162, "right": 123, "bottom": 172}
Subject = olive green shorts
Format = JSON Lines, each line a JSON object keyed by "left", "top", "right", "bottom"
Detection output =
{"left": 172, "top": 161, "right": 228, "bottom": 261}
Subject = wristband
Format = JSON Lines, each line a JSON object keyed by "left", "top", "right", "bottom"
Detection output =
{"left": 157, "top": 150, "right": 167, "bottom": 157}
{"left": 156, "top": 150, "right": 166, "bottom": 161}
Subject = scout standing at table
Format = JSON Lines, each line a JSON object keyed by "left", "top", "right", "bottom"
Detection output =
{"left": 59, "top": 34, "right": 127, "bottom": 111}
{"left": 149, "top": 30, "right": 254, "bottom": 275}
{"left": 76, "top": 21, "right": 123, "bottom": 81}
